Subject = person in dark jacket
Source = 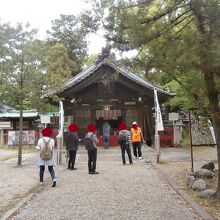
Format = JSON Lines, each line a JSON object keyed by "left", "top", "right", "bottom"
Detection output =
{"left": 85, "top": 123, "right": 99, "bottom": 174}
{"left": 118, "top": 122, "right": 133, "bottom": 165}
{"left": 65, "top": 123, "right": 79, "bottom": 170}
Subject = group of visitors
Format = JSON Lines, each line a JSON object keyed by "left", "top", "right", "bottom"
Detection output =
{"left": 103, "top": 120, "right": 145, "bottom": 163}
{"left": 35, "top": 120, "right": 145, "bottom": 187}
{"left": 35, "top": 123, "right": 99, "bottom": 187}
{"left": 118, "top": 121, "right": 145, "bottom": 165}
{"left": 65, "top": 123, "right": 99, "bottom": 174}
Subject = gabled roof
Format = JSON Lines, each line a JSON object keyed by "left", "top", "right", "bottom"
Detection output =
{"left": 0, "top": 109, "right": 59, "bottom": 119}
{"left": 53, "top": 55, "right": 173, "bottom": 97}
{"left": 0, "top": 103, "right": 16, "bottom": 113}
{"left": 0, "top": 109, "right": 38, "bottom": 118}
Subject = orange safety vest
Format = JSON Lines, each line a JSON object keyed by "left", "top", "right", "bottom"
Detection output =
{"left": 131, "top": 127, "right": 142, "bottom": 142}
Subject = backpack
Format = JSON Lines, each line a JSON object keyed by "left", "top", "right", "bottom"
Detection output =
{"left": 84, "top": 134, "right": 95, "bottom": 151}
{"left": 40, "top": 138, "right": 52, "bottom": 160}
{"left": 118, "top": 131, "right": 127, "bottom": 145}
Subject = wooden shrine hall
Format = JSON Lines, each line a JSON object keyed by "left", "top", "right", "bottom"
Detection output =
{"left": 50, "top": 53, "right": 172, "bottom": 146}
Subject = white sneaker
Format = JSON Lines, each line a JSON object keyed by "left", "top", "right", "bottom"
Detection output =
{"left": 39, "top": 182, "right": 44, "bottom": 186}
{"left": 133, "top": 156, "right": 137, "bottom": 159}
{"left": 139, "top": 157, "right": 143, "bottom": 160}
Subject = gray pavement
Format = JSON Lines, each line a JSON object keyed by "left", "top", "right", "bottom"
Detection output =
{"left": 12, "top": 147, "right": 202, "bottom": 220}
{"left": 1, "top": 146, "right": 217, "bottom": 220}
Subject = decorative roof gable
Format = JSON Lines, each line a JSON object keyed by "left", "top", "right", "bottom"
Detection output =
{"left": 53, "top": 55, "right": 173, "bottom": 97}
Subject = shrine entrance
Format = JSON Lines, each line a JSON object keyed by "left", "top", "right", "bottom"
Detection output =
{"left": 96, "top": 118, "right": 121, "bottom": 146}
{"left": 95, "top": 108, "right": 123, "bottom": 146}
{"left": 50, "top": 53, "right": 173, "bottom": 147}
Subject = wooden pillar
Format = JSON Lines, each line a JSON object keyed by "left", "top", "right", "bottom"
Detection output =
{"left": 67, "top": 116, "right": 72, "bottom": 126}
{"left": 72, "top": 103, "right": 77, "bottom": 122}
{"left": 29, "top": 119, "right": 32, "bottom": 130}
{"left": 121, "top": 108, "right": 126, "bottom": 123}
{"left": 0, "top": 130, "right": 4, "bottom": 147}
{"left": 138, "top": 101, "right": 143, "bottom": 129}
{"left": 91, "top": 108, "right": 96, "bottom": 124}
{"left": 13, "top": 120, "right": 16, "bottom": 130}
{"left": 142, "top": 106, "right": 147, "bottom": 141}
{"left": 142, "top": 106, "right": 154, "bottom": 146}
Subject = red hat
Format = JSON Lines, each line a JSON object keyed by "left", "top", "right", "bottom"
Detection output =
{"left": 132, "top": 124, "right": 138, "bottom": 129}
{"left": 87, "top": 123, "right": 96, "bottom": 132}
{"left": 68, "top": 123, "right": 78, "bottom": 132}
{"left": 119, "top": 122, "right": 126, "bottom": 130}
{"left": 42, "top": 128, "right": 52, "bottom": 137}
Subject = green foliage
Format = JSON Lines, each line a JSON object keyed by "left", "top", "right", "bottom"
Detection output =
{"left": 85, "top": 0, "right": 220, "bottom": 115}
{"left": 83, "top": 54, "right": 98, "bottom": 68}
{"left": 0, "top": 23, "right": 38, "bottom": 106}
{"left": 0, "top": 23, "right": 53, "bottom": 111}
{"left": 47, "top": 14, "right": 88, "bottom": 70}
{"left": 46, "top": 43, "right": 78, "bottom": 85}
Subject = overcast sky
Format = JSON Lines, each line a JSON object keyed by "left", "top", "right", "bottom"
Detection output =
{"left": 0, "top": 0, "right": 106, "bottom": 54}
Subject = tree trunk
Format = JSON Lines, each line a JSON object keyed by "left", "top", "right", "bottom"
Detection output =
{"left": 195, "top": 3, "right": 220, "bottom": 199}
{"left": 203, "top": 70, "right": 220, "bottom": 201}
{"left": 212, "top": 118, "right": 220, "bottom": 200}
{"left": 17, "top": 99, "right": 24, "bottom": 166}
{"left": 202, "top": 63, "right": 220, "bottom": 201}
{"left": 17, "top": 60, "right": 24, "bottom": 166}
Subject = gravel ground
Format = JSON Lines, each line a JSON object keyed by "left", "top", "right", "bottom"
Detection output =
{"left": 0, "top": 152, "right": 39, "bottom": 217}
{"left": 14, "top": 149, "right": 201, "bottom": 220}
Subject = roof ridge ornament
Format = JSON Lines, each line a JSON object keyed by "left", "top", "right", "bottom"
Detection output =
{"left": 95, "top": 43, "right": 112, "bottom": 64}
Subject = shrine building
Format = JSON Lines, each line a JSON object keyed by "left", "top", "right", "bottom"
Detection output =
{"left": 50, "top": 54, "right": 173, "bottom": 146}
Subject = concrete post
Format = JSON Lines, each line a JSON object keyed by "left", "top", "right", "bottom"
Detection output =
{"left": 155, "top": 134, "right": 160, "bottom": 163}
{"left": 57, "top": 137, "right": 63, "bottom": 165}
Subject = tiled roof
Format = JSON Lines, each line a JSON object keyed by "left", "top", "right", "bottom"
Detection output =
{"left": 0, "top": 110, "right": 59, "bottom": 118}
{"left": 0, "top": 103, "right": 15, "bottom": 113}
{"left": 0, "top": 112, "right": 38, "bottom": 118}
{"left": 0, "top": 109, "right": 38, "bottom": 118}
{"left": 52, "top": 56, "right": 173, "bottom": 96}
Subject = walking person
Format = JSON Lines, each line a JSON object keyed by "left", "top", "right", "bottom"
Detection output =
{"left": 65, "top": 123, "right": 79, "bottom": 170}
{"left": 118, "top": 122, "right": 133, "bottom": 165}
{"left": 131, "top": 121, "right": 145, "bottom": 160}
{"left": 85, "top": 123, "right": 99, "bottom": 174}
{"left": 102, "top": 120, "right": 111, "bottom": 149}
{"left": 36, "top": 128, "right": 56, "bottom": 187}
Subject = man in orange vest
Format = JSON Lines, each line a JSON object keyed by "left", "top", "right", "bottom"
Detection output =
{"left": 130, "top": 121, "right": 145, "bottom": 160}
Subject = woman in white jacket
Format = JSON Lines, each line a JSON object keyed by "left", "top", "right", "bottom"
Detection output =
{"left": 36, "top": 128, "right": 56, "bottom": 187}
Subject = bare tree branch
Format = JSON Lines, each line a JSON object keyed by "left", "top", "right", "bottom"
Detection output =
{"left": 175, "top": 17, "right": 195, "bottom": 35}
{"left": 119, "top": 0, "right": 155, "bottom": 9}
{"left": 139, "top": 0, "right": 188, "bottom": 25}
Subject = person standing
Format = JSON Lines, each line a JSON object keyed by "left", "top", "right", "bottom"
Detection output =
{"left": 102, "top": 121, "right": 111, "bottom": 149}
{"left": 131, "top": 121, "right": 145, "bottom": 160}
{"left": 65, "top": 123, "right": 79, "bottom": 170}
{"left": 36, "top": 128, "right": 56, "bottom": 187}
{"left": 118, "top": 122, "right": 133, "bottom": 165}
{"left": 85, "top": 123, "right": 99, "bottom": 174}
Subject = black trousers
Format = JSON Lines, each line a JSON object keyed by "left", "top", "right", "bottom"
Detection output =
{"left": 132, "top": 142, "right": 142, "bottom": 157}
{"left": 120, "top": 144, "right": 133, "bottom": 164}
{"left": 87, "top": 148, "right": 97, "bottom": 173}
{"left": 68, "top": 150, "right": 77, "bottom": 168}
